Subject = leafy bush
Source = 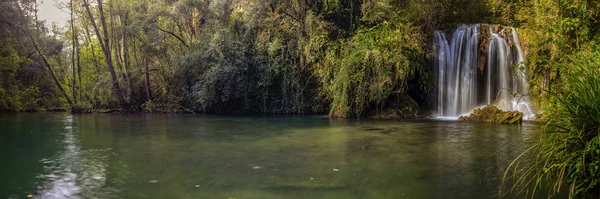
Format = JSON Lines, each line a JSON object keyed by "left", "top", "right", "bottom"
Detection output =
{"left": 320, "top": 20, "right": 424, "bottom": 118}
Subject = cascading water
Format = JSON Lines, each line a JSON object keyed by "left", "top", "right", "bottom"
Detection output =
{"left": 434, "top": 24, "right": 535, "bottom": 119}
{"left": 434, "top": 25, "right": 479, "bottom": 117}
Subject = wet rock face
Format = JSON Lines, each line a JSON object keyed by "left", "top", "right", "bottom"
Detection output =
{"left": 459, "top": 105, "right": 523, "bottom": 124}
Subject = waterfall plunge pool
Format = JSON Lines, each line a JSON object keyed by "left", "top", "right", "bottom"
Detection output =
{"left": 0, "top": 113, "right": 564, "bottom": 199}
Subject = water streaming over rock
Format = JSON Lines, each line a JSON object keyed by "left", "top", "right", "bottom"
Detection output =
{"left": 434, "top": 24, "right": 535, "bottom": 119}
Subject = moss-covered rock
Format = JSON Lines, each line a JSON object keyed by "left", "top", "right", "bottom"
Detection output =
{"left": 458, "top": 106, "right": 523, "bottom": 124}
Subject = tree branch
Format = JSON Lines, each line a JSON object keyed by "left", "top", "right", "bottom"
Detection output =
{"left": 157, "top": 26, "right": 190, "bottom": 49}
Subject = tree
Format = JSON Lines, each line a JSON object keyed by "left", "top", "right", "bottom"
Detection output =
{"left": 82, "top": 0, "right": 125, "bottom": 105}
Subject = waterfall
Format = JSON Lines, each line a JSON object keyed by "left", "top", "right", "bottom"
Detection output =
{"left": 434, "top": 24, "right": 535, "bottom": 119}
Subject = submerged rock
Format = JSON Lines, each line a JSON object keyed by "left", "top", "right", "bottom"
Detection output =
{"left": 458, "top": 106, "right": 523, "bottom": 124}
{"left": 356, "top": 126, "right": 384, "bottom": 131}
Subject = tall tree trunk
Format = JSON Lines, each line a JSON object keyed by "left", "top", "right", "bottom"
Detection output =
{"left": 110, "top": 1, "right": 124, "bottom": 74}
{"left": 76, "top": 30, "right": 82, "bottom": 102}
{"left": 83, "top": 0, "right": 125, "bottom": 105}
{"left": 122, "top": 12, "right": 134, "bottom": 104}
{"left": 74, "top": 0, "right": 82, "bottom": 102}
{"left": 98, "top": 0, "right": 126, "bottom": 104}
{"left": 70, "top": 0, "right": 78, "bottom": 106}
{"left": 31, "top": 35, "right": 74, "bottom": 109}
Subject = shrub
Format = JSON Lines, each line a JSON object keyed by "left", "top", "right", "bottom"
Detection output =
{"left": 321, "top": 21, "right": 423, "bottom": 118}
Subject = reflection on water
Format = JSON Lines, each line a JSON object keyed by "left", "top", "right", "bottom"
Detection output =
{"left": 34, "top": 115, "right": 111, "bottom": 199}
{"left": 1, "top": 113, "right": 554, "bottom": 199}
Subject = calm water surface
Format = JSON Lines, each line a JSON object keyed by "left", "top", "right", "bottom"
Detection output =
{"left": 1, "top": 113, "right": 543, "bottom": 198}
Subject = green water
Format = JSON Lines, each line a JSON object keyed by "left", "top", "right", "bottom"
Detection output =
{"left": 1, "top": 113, "right": 543, "bottom": 199}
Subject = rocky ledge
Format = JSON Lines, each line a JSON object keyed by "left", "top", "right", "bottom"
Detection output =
{"left": 458, "top": 106, "right": 523, "bottom": 124}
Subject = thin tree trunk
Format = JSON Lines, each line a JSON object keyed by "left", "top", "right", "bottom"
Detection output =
{"left": 70, "top": 0, "right": 78, "bottom": 106}
{"left": 76, "top": 30, "right": 82, "bottom": 101}
{"left": 122, "top": 12, "right": 134, "bottom": 104}
{"left": 34, "top": 0, "right": 39, "bottom": 35}
{"left": 145, "top": 58, "right": 151, "bottom": 101}
{"left": 74, "top": 0, "right": 82, "bottom": 102}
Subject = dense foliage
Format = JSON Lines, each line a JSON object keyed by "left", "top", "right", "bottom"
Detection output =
{"left": 0, "top": 0, "right": 505, "bottom": 115}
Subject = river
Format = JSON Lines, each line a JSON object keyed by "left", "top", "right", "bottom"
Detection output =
{"left": 1, "top": 113, "right": 547, "bottom": 198}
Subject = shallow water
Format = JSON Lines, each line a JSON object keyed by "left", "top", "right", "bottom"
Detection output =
{"left": 0, "top": 113, "right": 552, "bottom": 198}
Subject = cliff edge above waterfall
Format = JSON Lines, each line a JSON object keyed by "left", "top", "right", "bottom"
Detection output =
{"left": 458, "top": 106, "right": 523, "bottom": 124}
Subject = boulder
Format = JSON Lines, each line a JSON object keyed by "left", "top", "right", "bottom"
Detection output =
{"left": 459, "top": 106, "right": 523, "bottom": 124}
